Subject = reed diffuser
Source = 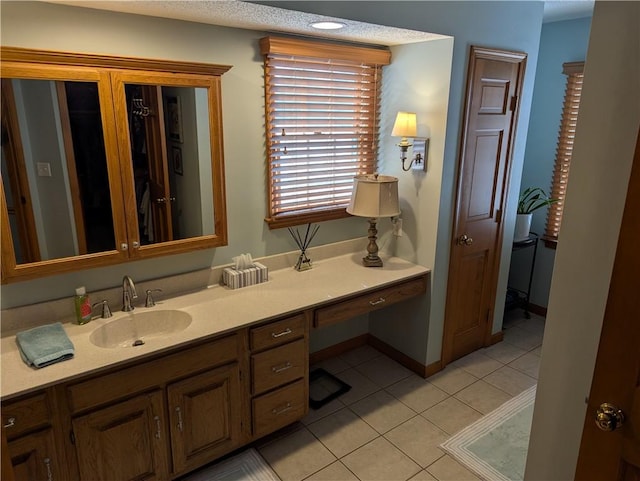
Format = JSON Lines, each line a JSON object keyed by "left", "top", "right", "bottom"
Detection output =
{"left": 287, "top": 223, "right": 320, "bottom": 271}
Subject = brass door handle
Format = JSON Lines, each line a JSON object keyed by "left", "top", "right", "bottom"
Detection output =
{"left": 595, "top": 403, "right": 625, "bottom": 431}
{"left": 458, "top": 234, "right": 473, "bottom": 246}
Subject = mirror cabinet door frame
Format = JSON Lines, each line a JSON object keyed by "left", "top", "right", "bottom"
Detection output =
{"left": 0, "top": 47, "right": 231, "bottom": 283}
{"left": 110, "top": 70, "right": 228, "bottom": 260}
{"left": 1, "top": 63, "right": 130, "bottom": 281}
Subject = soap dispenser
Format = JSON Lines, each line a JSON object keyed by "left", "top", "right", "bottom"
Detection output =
{"left": 74, "top": 286, "right": 92, "bottom": 325}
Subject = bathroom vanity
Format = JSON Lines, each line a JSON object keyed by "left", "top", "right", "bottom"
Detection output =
{"left": 1, "top": 253, "right": 428, "bottom": 481}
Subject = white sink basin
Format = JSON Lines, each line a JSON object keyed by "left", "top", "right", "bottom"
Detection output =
{"left": 90, "top": 310, "right": 192, "bottom": 348}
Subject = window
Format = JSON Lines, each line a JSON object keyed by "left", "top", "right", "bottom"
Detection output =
{"left": 260, "top": 37, "right": 390, "bottom": 228}
{"left": 544, "top": 61, "right": 585, "bottom": 247}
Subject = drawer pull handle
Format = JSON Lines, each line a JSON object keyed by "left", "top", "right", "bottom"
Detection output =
{"left": 272, "top": 362, "right": 293, "bottom": 373}
{"left": 369, "top": 297, "right": 386, "bottom": 306}
{"left": 154, "top": 415, "right": 161, "bottom": 440}
{"left": 271, "top": 328, "right": 293, "bottom": 338}
{"left": 175, "top": 407, "right": 184, "bottom": 432}
{"left": 272, "top": 402, "right": 292, "bottom": 415}
{"left": 3, "top": 417, "right": 15, "bottom": 428}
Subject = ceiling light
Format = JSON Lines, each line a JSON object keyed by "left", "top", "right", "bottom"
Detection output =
{"left": 310, "top": 21, "right": 345, "bottom": 30}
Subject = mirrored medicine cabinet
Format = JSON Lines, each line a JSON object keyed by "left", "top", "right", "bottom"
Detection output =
{"left": 0, "top": 47, "right": 231, "bottom": 283}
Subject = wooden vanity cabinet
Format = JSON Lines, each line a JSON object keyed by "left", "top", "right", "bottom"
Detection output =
{"left": 65, "top": 334, "right": 244, "bottom": 480}
{"left": 314, "top": 275, "right": 428, "bottom": 328}
{"left": 72, "top": 391, "right": 168, "bottom": 481}
{"left": 2, "top": 391, "right": 67, "bottom": 481}
{"left": 167, "top": 363, "right": 242, "bottom": 474}
{"left": 248, "top": 313, "right": 309, "bottom": 439}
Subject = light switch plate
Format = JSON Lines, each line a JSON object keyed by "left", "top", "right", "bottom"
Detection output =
{"left": 37, "top": 162, "right": 52, "bottom": 177}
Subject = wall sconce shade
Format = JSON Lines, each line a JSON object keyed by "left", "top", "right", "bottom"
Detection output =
{"left": 347, "top": 174, "right": 400, "bottom": 267}
{"left": 391, "top": 111, "right": 417, "bottom": 139}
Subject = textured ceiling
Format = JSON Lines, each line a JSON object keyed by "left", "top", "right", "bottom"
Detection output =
{"left": 45, "top": 0, "right": 594, "bottom": 45}
{"left": 46, "top": 0, "right": 448, "bottom": 46}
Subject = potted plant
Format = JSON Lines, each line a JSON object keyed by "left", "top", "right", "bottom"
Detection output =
{"left": 515, "top": 187, "right": 557, "bottom": 241}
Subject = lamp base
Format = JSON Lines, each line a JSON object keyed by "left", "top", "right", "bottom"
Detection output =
{"left": 362, "top": 218, "right": 383, "bottom": 268}
{"left": 362, "top": 254, "right": 383, "bottom": 268}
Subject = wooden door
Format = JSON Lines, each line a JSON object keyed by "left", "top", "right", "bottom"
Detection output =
{"left": 141, "top": 85, "right": 173, "bottom": 243}
{"left": 72, "top": 391, "right": 169, "bottom": 481}
{"left": 6, "top": 429, "right": 59, "bottom": 481}
{"left": 1, "top": 79, "right": 40, "bottom": 264}
{"left": 167, "top": 363, "right": 242, "bottom": 475}
{"left": 443, "top": 46, "right": 527, "bottom": 363}
{"left": 575, "top": 130, "right": 640, "bottom": 480}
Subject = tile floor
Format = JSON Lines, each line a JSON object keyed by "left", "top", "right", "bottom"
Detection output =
{"left": 256, "top": 311, "right": 544, "bottom": 481}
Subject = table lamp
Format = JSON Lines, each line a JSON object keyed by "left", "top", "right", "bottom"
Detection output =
{"left": 347, "top": 174, "right": 400, "bottom": 267}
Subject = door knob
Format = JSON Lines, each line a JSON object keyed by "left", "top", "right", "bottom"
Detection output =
{"left": 595, "top": 403, "right": 625, "bottom": 431}
{"left": 458, "top": 234, "right": 474, "bottom": 246}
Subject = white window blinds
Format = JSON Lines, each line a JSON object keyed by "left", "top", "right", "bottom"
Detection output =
{"left": 544, "top": 62, "right": 585, "bottom": 244}
{"left": 260, "top": 37, "right": 390, "bottom": 228}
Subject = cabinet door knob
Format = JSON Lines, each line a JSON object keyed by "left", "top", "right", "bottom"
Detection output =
{"left": 154, "top": 415, "right": 162, "bottom": 440}
{"left": 43, "top": 457, "right": 53, "bottom": 481}
{"left": 3, "top": 417, "right": 15, "bottom": 428}
{"left": 175, "top": 406, "right": 184, "bottom": 432}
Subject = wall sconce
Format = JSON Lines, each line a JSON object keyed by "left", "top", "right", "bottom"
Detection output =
{"left": 347, "top": 174, "right": 400, "bottom": 267}
{"left": 392, "top": 111, "right": 428, "bottom": 171}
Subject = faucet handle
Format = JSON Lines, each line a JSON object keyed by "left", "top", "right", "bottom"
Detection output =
{"left": 92, "top": 300, "right": 112, "bottom": 319}
{"left": 145, "top": 289, "right": 163, "bottom": 308}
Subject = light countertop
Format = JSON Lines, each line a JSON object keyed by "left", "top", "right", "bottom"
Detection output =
{"left": 1, "top": 253, "right": 428, "bottom": 400}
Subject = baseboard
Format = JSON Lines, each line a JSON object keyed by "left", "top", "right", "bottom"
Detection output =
{"left": 309, "top": 333, "right": 442, "bottom": 380}
{"left": 309, "top": 334, "right": 368, "bottom": 365}
{"left": 489, "top": 330, "right": 504, "bottom": 345}
{"left": 425, "top": 359, "right": 443, "bottom": 378}
{"left": 527, "top": 303, "right": 547, "bottom": 317}
{"left": 367, "top": 334, "right": 436, "bottom": 378}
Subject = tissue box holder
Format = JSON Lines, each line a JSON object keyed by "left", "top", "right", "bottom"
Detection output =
{"left": 223, "top": 262, "right": 268, "bottom": 289}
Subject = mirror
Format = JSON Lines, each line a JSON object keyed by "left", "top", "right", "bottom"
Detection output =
{"left": 0, "top": 47, "right": 230, "bottom": 282}
{"left": 2, "top": 78, "right": 115, "bottom": 263}
{"left": 123, "top": 83, "right": 215, "bottom": 245}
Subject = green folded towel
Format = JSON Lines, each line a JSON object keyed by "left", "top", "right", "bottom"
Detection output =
{"left": 16, "top": 322, "right": 75, "bottom": 368}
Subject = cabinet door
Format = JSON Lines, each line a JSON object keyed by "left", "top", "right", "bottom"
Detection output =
{"left": 72, "top": 391, "right": 169, "bottom": 481}
{"left": 167, "top": 363, "right": 242, "bottom": 475}
{"left": 7, "top": 428, "right": 59, "bottom": 481}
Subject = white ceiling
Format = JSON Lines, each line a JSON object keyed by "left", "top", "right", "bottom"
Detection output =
{"left": 46, "top": 0, "right": 447, "bottom": 46}
{"left": 46, "top": 0, "right": 594, "bottom": 46}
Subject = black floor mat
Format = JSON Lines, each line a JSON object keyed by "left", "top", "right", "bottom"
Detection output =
{"left": 308, "top": 367, "right": 352, "bottom": 410}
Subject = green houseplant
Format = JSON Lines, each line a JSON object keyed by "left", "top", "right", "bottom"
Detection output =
{"left": 517, "top": 187, "right": 557, "bottom": 214}
{"left": 515, "top": 187, "right": 557, "bottom": 241}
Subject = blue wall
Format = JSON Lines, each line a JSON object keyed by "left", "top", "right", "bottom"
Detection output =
{"left": 509, "top": 16, "right": 592, "bottom": 308}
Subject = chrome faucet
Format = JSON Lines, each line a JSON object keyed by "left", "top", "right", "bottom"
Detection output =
{"left": 122, "top": 275, "right": 138, "bottom": 312}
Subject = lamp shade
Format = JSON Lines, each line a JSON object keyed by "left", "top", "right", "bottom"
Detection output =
{"left": 391, "top": 111, "right": 417, "bottom": 138}
{"left": 347, "top": 174, "right": 400, "bottom": 218}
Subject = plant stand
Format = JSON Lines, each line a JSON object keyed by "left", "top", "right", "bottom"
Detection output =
{"left": 505, "top": 232, "right": 539, "bottom": 319}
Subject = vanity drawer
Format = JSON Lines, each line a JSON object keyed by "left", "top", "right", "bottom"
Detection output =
{"left": 2, "top": 392, "right": 51, "bottom": 439}
{"left": 251, "top": 339, "right": 305, "bottom": 395}
{"left": 250, "top": 313, "right": 306, "bottom": 351}
{"left": 314, "top": 275, "right": 427, "bottom": 328}
{"left": 252, "top": 379, "right": 306, "bottom": 438}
